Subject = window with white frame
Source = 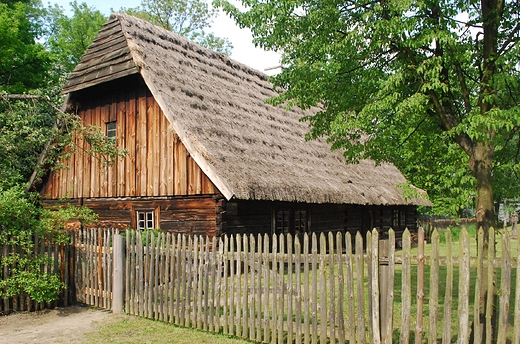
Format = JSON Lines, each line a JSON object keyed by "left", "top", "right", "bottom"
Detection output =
{"left": 137, "top": 210, "right": 155, "bottom": 230}
{"left": 106, "top": 121, "right": 117, "bottom": 139}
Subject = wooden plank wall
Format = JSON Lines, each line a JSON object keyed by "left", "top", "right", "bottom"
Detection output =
{"left": 42, "top": 77, "right": 216, "bottom": 200}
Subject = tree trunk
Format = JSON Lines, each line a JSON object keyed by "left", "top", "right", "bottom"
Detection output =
{"left": 470, "top": 141, "right": 496, "bottom": 340}
{"left": 471, "top": 142, "right": 495, "bottom": 244}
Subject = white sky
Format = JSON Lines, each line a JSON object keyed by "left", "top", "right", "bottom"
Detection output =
{"left": 50, "top": 0, "right": 281, "bottom": 75}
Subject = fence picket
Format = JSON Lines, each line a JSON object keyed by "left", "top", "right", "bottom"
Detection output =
{"left": 473, "top": 228, "right": 485, "bottom": 343}
{"left": 271, "top": 234, "right": 278, "bottom": 343}
{"left": 458, "top": 228, "right": 470, "bottom": 344}
{"left": 235, "top": 234, "right": 242, "bottom": 338}
{"left": 311, "top": 233, "right": 318, "bottom": 344}
{"left": 263, "top": 234, "right": 270, "bottom": 343}
{"left": 497, "top": 231, "right": 511, "bottom": 343}
{"left": 514, "top": 232, "right": 520, "bottom": 344}
{"left": 345, "top": 232, "right": 355, "bottom": 343}
{"left": 174, "top": 233, "right": 182, "bottom": 325}
{"left": 319, "top": 233, "right": 328, "bottom": 344}
{"left": 194, "top": 235, "right": 201, "bottom": 329}
{"left": 442, "top": 229, "right": 453, "bottom": 344}
{"left": 217, "top": 236, "right": 224, "bottom": 332}
{"left": 355, "top": 231, "right": 365, "bottom": 344}
{"left": 277, "top": 234, "right": 285, "bottom": 344}
{"left": 203, "top": 236, "right": 210, "bottom": 331}
{"left": 400, "top": 229, "right": 411, "bottom": 344}
{"left": 336, "top": 231, "right": 345, "bottom": 343}
{"left": 415, "top": 227, "right": 425, "bottom": 344}
{"left": 137, "top": 230, "right": 144, "bottom": 317}
{"left": 303, "top": 233, "right": 310, "bottom": 344}
{"left": 255, "top": 234, "right": 263, "bottom": 343}
{"left": 249, "top": 234, "right": 256, "bottom": 341}
{"left": 294, "top": 234, "right": 302, "bottom": 344}
{"left": 485, "top": 228, "right": 496, "bottom": 344}
{"left": 385, "top": 229, "right": 396, "bottom": 344}
{"left": 328, "top": 231, "right": 336, "bottom": 344}
{"left": 428, "top": 230, "right": 440, "bottom": 344}
{"left": 371, "top": 229, "right": 381, "bottom": 344}
{"left": 287, "top": 234, "right": 294, "bottom": 344}
{"left": 367, "top": 230, "right": 374, "bottom": 343}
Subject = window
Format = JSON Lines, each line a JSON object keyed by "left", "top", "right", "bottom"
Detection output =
{"left": 274, "top": 209, "right": 309, "bottom": 235}
{"left": 106, "top": 121, "right": 116, "bottom": 138}
{"left": 392, "top": 210, "right": 400, "bottom": 229}
{"left": 137, "top": 210, "right": 154, "bottom": 230}
{"left": 294, "top": 210, "right": 308, "bottom": 233}
{"left": 400, "top": 210, "right": 406, "bottom": 228}
{"left": 275, "top": 210, "right": 291, "bottom": 235}
{"left": 392, "top": 209, "right": 407, "bottom": 229}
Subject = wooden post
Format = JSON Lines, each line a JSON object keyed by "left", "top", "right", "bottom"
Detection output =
{"left": 379, "top": 238, "right": 389, "bottom": 344}
{"left": 113, "top": 233, "right": 125, "bottom": 313}
{"left": 512, "top": 214, "right": 518, "bottom": 236}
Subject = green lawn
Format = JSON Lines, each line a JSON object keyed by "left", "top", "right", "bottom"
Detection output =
{"left": 83, "top": 313, "right": 252, "bottom": 344}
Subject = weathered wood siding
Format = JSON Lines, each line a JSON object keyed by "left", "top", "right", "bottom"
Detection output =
{"left": 42, "top": 76, "right": 217, "bottom": 200}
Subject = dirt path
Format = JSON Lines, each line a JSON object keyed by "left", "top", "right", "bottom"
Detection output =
{"left": 0, "top": 305, "right": 111, "bottom": 343}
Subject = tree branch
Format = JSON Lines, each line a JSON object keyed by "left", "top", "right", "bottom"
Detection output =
{"left": 397, "top": 116, "right": 427, "bottom": 149}
{"left": 454, "top": 60, "right": 472, "bottom": 116}
{"left": 498, "top": 21, "right": 520, "bottom": 56}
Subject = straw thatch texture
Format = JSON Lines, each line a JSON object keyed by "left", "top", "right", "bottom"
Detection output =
{"left": 63, "top": 13, "right": 430, "bottom": 206}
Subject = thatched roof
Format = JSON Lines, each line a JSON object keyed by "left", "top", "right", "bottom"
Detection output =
{"left": 63, "top": 13, "right": 430, "bottom": 206}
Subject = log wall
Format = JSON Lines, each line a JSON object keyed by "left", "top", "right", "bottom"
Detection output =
{"left": 43, "top": 196, "right": 224, "bottom": 237}
{"left": 224, "top": 200, "right": 417, "bottom": 237}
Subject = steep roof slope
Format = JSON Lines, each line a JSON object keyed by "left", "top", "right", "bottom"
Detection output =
{"left": 63, "top": 13, "right": 430, "bottom": 206}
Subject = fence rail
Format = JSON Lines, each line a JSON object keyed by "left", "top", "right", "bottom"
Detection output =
{"left": 73, "top": 227, "right": 520, "bottom": 343}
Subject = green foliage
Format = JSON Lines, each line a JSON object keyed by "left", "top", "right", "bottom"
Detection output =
{"left": 45, "top": 1, "right": 107, "bottom": 75}
{"left": 123, "top": 0, "right": 233, "bottom": 54}
{"left": 438, "top": 224, "right": 477, "bottom": 244}
{"left": 0, "top": 0, "right": 125, "bottom": 304}
{"left": 0, "top": 185, "right": 97, "bottom": 302}
{"left": 0, "top": 0, "right": 52, "bottom": 92}
{"left": 0, "top": 92, "right": 56, "bottom": 188}
{"left": 219, "top": 0, "right": 520, "bottom": 220}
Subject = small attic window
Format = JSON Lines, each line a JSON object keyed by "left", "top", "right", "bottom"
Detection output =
{"left": 106, "top": 121, "right": 116, "bottom": 138}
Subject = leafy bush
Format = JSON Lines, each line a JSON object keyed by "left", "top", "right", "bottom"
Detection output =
{"left": 0, "top": 186, "right": 97, "bottom": 302}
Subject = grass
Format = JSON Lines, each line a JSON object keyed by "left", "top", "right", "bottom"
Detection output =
{"left": 83, "top": 313, "right": 252, "bottom": 344}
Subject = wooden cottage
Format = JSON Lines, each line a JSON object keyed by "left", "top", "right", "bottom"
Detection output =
{"left": 42, "top": 13, "right": 430, "bottom": 238}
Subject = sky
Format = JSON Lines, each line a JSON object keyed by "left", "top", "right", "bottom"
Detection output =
{"left": 51, "top": 0, "right": 282, "bottom": 75}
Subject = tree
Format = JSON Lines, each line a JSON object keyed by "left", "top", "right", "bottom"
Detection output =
{"left": 0, "top": 0, "right": 127, "bottom": 303}
{"left": 123, "top": 0, "right": 233, "bottom": 54}
{"left": 45, "top": 1, "right": 107, "bottom": 75}
{"left": 219, "top": 0, "right": 520, "bottom": 235}
{"left": 0, "top": 0, "right": 51, "bottom": 93}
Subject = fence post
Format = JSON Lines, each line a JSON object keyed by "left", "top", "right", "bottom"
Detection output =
{"left": 379, "top": 238, "right": 390, "bottom": 344}
{"left": 512, "top": 214, "right": 518, "bottom": 236}
{"left": 113, "top": 233, "right": 125, "bottom": 313}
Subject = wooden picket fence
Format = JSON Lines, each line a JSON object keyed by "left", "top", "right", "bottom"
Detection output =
{"left": 73, "top": 226, "right": 520, "bottom": 343}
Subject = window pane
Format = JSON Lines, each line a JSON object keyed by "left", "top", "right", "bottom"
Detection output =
{"left": 275, "top": 210, "right": 290, "bottom": 234}
{"left": 295, "top": 210, "right": 307, "bottom": 232}
{"left": 107, "top": 121, "right": 116, "bottom": 138}
{"left": 393, "top": 210, "right": 400, "bottom": 228}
